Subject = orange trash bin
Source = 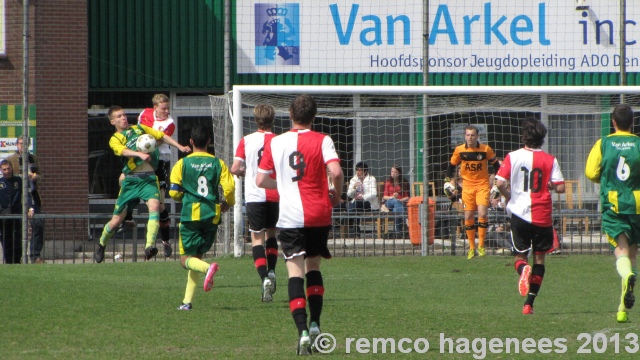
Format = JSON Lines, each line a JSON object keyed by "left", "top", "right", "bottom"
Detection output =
{"left": 407, "top": 196, "right": 435, "bottom": 246}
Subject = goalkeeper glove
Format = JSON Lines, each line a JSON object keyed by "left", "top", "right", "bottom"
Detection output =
{"left": 443, "top": 182, "right": 456, "bottom": 197}
{"left": 490, "top": 185, "right": 501, "bottom": 199}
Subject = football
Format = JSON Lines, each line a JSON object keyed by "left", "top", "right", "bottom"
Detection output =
{"left": 136, "top": 134, "right": 157, "bottom": 154}
{"left": 443, "top": 182, "right": 456, "bottom": 197}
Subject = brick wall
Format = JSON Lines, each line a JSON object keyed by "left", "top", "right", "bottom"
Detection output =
{"left": 33, "top": 1, "right": 89, "bottom": 214}
{"left": 1, "top": 1, "right": 89, "bottom": 216}
{"left": 0, "top": 1, "right": 34, "bottom": 101}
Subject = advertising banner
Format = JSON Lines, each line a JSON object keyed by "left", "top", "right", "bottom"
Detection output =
{"left": 236, "top": 1, "right": 640, "bottom": 74}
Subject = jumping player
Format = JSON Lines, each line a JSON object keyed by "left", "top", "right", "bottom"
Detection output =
{"left": 586, "top": 104, "right": 639, "bottom": 323}
{"left": 495, "top": 116, "right": 565, "bottom": 315}
{"left": 256, "top": 95, "right": 343, "bottom": 355}
{"left": 137, "top": 94, "right": 176, "bottom": 257}
{"left": 230, "top": 104, "right": 280, "bottom": 302}
{"left": 445, "top": 125, "right": 500, "bottom": 259}
{"left": 170, "top": 125, "right": 235, "bottom": 310}
{"left": 95, "top": 106, "right": 190, "bottom": 263}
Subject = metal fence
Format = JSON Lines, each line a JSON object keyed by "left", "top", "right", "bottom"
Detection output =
{"left": 0, "top": 208, "right": 610, "bottom": 264}
{"left": 326, "top": 208, "right": 607, "bottom": 257}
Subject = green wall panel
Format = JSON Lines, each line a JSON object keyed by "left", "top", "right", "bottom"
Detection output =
{"left": 88, "top": 1, "right": 640, "bottom": 90}
{"left": 89, "top": 0, "right": 224, "bottom": 91}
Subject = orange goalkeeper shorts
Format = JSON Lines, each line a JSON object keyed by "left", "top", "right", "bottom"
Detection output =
{"left": 462, "top": 186, "right": 490, "bottom": 211}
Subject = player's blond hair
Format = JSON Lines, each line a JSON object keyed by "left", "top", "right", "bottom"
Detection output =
{"left": 254, "top": 104, "right": 275, "bottom": 130}
{"left": 152, "top": 94, "right": 170, "bottom": 106}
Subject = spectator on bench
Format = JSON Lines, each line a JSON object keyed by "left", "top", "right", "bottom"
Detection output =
{"left": 346, "top": 162, "right": 379, "bottom": 235}
{"left": 381, "top": 165, "right": 410, "bottom": 234}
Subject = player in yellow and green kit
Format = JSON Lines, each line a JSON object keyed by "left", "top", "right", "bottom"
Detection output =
{"left": 170, "top": 125, "right": 235, "bottom": 310}
{"left": 94, "top": 106, "right": 191, "bottom": 263}
{"left": 586, "top": 104, "right": 640, "bottom": 323}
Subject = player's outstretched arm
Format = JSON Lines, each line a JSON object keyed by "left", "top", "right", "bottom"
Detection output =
{"left": 161, "top": 134, "right": 191, "bottom": 153}
{"left": 121, "top": 148, "right": 151, "bottom": 162}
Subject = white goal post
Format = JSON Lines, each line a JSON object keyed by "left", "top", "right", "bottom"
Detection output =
{"left": 227, "top": 85, "right": 640, "bottom": 257}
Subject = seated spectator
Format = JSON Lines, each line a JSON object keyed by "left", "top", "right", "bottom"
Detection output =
{"left": 346, "top": 162, "right": 379, "bottom": 234}
{"left": 381, "top": 165, "right": 410, "bottom": 233}
{"left": 346, "top": 161, "right": 379, "bottom": 212}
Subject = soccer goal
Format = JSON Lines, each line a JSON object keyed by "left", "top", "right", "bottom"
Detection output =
{"left": 215, "top": 85, "right": 640, "bottom": 257}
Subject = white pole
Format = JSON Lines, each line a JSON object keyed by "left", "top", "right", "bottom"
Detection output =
{"left": 223, "top": 0, "right": 232, "bottom": 255}
{"left": 421, "top": 0, "right": 430, "bottom": 256}
{"left": 620, "top": 0, "right": 627, "bottom": 103}
{"left": 232, "top": 89, "right": 244, "bottom": 257}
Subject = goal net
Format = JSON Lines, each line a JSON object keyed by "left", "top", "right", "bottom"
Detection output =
{"left": 214, "top": 86, "right": 640, "bottom": 256}
{"left": 209, "top": 95, "right": 233, "bottom": 255}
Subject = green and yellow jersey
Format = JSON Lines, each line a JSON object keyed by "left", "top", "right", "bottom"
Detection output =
{"left": 169, "top": 152, "right": 235, "bottom": 223}
{"left": 109, "top": 124, "right": 164, "bottom": 174}
{"left": 586, "top": 131, "right": 640, "bottom": 214}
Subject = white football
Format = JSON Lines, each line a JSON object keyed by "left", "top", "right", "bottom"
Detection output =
{"left": 136, "top": 134, "right": 157, "bottom": 154}
{"left": 443, "top": 182, "right": 456, "bottom": 197}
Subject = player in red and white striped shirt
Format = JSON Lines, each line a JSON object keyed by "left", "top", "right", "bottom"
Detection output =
{"left": 230, "top": 104, "right": 280, "bottom": 302}
{"left": 121, "top": 94, "right": 177, "bottom": 257}
{"left": 257, "top": 95, "right": 343, "bottom": 355}
{"left": 495, "top": 116, "right": 565, "bottom": 315}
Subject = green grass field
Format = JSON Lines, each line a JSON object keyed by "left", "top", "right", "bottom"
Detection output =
{"left": 2, "top": 255, "right": 640, "bottom": 359}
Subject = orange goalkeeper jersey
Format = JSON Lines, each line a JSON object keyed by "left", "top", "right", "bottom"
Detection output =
{"left": 449, "top": 142, "right": 498, "bottom": 187}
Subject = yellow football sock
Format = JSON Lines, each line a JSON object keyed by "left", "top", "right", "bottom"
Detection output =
{"left": 185, "top": 257, "right": 210, "bottom": 273}
{"left": 99, "top": 224, "right": 114, "bottom": 247}
{"left": 183, "top": 270, "right": 200, "bottom": 304}
{"left": 146, "top": 211, "right": 160, "bottom": 248}
{"left": 617, "top": 256, "right": 632, "bottom": 279}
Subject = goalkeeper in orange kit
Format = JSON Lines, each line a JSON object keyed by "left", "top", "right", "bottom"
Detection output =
{"left": 444, "top": 125, "right": 500, "bottom": 259}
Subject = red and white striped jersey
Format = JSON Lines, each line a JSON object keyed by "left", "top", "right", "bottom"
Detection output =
{"left": 234, "top": 131, "right": 279, "bottom": 203}
{"left": 258, "top": 129, "right": 340, "bottom": 228}
{"left": 138, "top": 108, "right": 176, "bottom": 162}
{"left": 496, "top": 147, "right": 564, "bottom": 227}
